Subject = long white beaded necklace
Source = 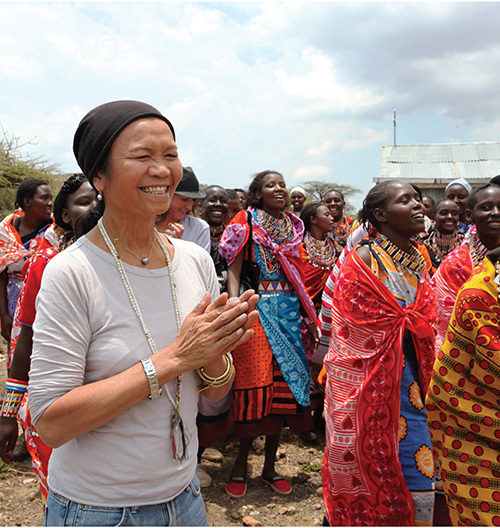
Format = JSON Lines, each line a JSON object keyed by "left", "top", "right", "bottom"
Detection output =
{"left": 98, "top": 217, "right": 187, "bottom": 461}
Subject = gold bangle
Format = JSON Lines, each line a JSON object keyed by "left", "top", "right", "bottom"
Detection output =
{"left": 197, "top": 353, "right": 234, "bottom": 392}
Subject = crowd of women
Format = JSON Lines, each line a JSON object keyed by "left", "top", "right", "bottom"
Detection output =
{"left": 0, "top": 99, "right": 499, "bottom": 527}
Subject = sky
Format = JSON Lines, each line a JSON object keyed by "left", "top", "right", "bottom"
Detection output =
{"left": 2, "top": 1, "right": 500, "bottom": 209}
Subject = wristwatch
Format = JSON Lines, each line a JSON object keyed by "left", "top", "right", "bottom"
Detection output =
{"left": 141, "top": 358, "right": 162, "bottom": 400}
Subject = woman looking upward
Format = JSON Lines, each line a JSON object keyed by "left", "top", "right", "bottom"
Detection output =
{"left": 220, "top": 170, "right": 317, "bottom": 499}
{"left": 323, "top": 180, "right": 437, "bottom": 526}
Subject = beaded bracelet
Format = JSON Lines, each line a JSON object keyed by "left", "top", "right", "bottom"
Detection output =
{"left": 303, "top": 316, "right": 314, "bottom": 326}
{"left": 227, "top": 297, "right": 239, "bottom": 304}
{"left": 1, "top": 378, "right": 28, "bottom": 418}
{"left": 197, "top": 354, "right": 235, "bottom": 392}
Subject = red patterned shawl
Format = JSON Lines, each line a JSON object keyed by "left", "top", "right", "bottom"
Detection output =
{"left": 431, "top": 243, "right": 474, "bottom": 356}
{"left": 322, "top": 248, "right": 437, "bottom": 526}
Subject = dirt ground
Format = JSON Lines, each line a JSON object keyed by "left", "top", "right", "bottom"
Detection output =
{"left": 0, "top": 353, "right": 326, "bottom": 527}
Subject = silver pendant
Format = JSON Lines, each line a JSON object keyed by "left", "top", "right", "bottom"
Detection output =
{"left": 141, "top": 257, "right": 149, "bottom": 265}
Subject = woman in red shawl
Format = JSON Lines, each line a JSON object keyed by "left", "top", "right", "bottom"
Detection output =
{"left": 323, "top": 181, "right": 437, "bottom": 526}
{"left": 299, "top": 202, "right": 336, "bottom": 309}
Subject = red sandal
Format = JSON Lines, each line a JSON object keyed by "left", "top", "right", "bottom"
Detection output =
{"left": 261, "top": 475, "right": 292, "bottom": 496}
{"left": 225, "top": 476, "right": 247, "bottom": 498}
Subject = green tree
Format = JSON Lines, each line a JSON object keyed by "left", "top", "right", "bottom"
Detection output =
{"left": 301, "top": 181, "right": 361, "bottom": 216}
{"left": 0, "top": 126, "right": 63, "bottom": 218}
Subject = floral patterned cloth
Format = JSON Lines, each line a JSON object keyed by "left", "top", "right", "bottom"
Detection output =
{"left": 322, "top": 239, "right": 437, "bottom": 526}
{"left": 426, "top": 252, "right": 500, "bottom": 526}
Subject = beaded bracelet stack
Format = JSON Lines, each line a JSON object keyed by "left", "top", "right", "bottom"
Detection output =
{"left": 1, "top": 378, "right": 28, "bottom": 418}
{"left": 197, "top": 353, "right": 235, "bottom": 392}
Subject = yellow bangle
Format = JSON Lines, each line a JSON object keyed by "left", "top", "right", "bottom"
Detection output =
{"left": 197, "top": 354, "right": 234, "bottom": 392}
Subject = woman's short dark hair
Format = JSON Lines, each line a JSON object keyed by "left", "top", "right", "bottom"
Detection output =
{"left": 300, "top": 202, "right": 323, "bottom": 232}
{"left": 323, "top": 189, "right": 345, "bottom": 202}
{"left": 247, "top": 170, "right": 284, "bottom": 209}
{"left": 358, "top": 181, "right": 395, "bottom": 231}
{"left": 467, "top": 183, "right": 500, "bottom": 211}
{"left": 53, "top": 174, "right": 86, "bottom": 230}
{"left": 16, "top": 178, "right": 48, "bottom": 210}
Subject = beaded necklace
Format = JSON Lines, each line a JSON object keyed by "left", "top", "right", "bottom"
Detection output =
{"left": 375, "top": 233, "right": 427, "bottom": 280}
{"left": 331, "top": 216, "right": 352, "bottom": 246}
{"left": 256, "top": 209, "right": 294, "bottom": 274}
{"left": 210, "top": 224, "right": 225, "bottom": 252}
{"left": 468, "top": 229, "right": 489, "bottom": 266}
{"left": 98, "top": 218, "right": 187, "bottom": 461}
{"left": 426, "top": 229, "right": 461, "bottom": 264}
{"left": 303, "top": 232, "right": 336, "bottom": 269}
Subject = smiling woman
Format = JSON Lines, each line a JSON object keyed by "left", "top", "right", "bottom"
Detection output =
{"left": 322, "top": 181, "right": 438, "bottom": 526}
{"left": 26, "top": 100, "right": 259, "bottom": 526}
{"left": 219, "top": 170, "right": 318, "bottom": 499}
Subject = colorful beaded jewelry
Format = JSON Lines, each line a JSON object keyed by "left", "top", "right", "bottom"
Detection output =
{"left": 331, "top": 216, "right": 353, "bottom": 246}
{"left": 375, "top": 234, "right": 427, "bottom": 278}
{"left": 468, "top": 230, "right": 489, "bottom": 266}
{"left": 303, "top": 232, "right": 336, "bottom": 270}
{"left": 256, "top": 209, "right": 294, "bottom": 274}
{"left": 1, "top": 378, "right": 28, "bottom": 418}
{"left": 426, "top": 229, "right": 462, "bottom": 264}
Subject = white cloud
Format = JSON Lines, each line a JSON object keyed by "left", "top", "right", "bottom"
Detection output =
{"left": 293, "top": 165, "right": 332, "bottom": 181}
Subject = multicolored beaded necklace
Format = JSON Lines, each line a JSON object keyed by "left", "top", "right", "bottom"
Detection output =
{"left": 256, "top": 209, "right": 293, "bottom": 274}
{"left": 426, "top": 229, "right": 462, "bottom": 264}
{"left": 375, "top": 233, "right": 427, "bottom": 279}
{"left": 467, "top": 229, "right": 489, "bottom": 266}
{"left": 331, "top": 216, "right": 352, "bottom": 246}
{"left": 303, "top": 232, "right": 336, "bottom": 270}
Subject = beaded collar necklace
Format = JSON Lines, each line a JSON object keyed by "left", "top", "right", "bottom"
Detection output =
{"left": 303, "top": 232, "right": 336, "bottom": 270}
{"left": 331, "top": 216, "right": 351, "bottom": 245}
{"left": 468, "top": 229, "right": 489, "bottom": 266}
{"left": 256, "top": 209, "right": 294, "bottom": 274}
{"left": 98, "top": 218, "right": 187, "bottom": 461}
{"left": 256, "top": 209, "right": 293, "bottom": 245}
{"left": 427, "top": 229, "right": 461, "bottom": 263}
{"left": 375, "top": 233, "right": 427, "bottom": 278}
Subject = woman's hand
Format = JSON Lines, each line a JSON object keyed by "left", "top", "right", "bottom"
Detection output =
{"left": 0, "top": 313, "right": 12, "bottom": 343}
{"left": 156, "top": 290, "right": 259, "bottom": 378}
{"left": 164, "top": 223, "right": 184, "bottom": 239}
{"left": 0, "top": 416, "right": 18, "bottom": 464}
{"left": 307, "top": 321, "right": 319, "bottom": 347}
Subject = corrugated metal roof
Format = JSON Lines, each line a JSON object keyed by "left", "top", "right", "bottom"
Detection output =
{"left": 376, "top": 142, "right": 500, "bottom": 182}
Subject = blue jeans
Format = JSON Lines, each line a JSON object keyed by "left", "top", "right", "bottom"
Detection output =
{"left": 44, "top": 477, "right": 208, "bottom": 526}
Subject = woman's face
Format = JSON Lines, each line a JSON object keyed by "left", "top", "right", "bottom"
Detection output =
{"left": 323, "top": 191, "right": 345, "bottom": 221}
{"left": 375, "top": 182, "right": 425, "bottom": 238}
{"left": 202, "top": 187, "right": 229, "bottom": 227}
{"left": 434, "top": 199, "right": 459, "bottom": 235}
{"left": 446, "top": 184, "right": 469, "bottom": 218}
{"left": 468, "top": 186, "right": 500, "bottom": 242}
{"left": 290, "top": 191, "right": 306, "bottom": 212}
{"left": 236, "top": 190, "right": 247, "bottom": 210}
{"left": 62, "top": 181, "right": 98, "bottom": 230}
{"left": 311, "top": 205, "right": 334, "bottom": 235}
{"left": 168, "top": 195, "right": 194, "bottom": 223}
{"left": 25, "top": 184, "right": 53, "bottom": 222}
{"left": 93, "top": 117, "right": 182, "bottom": 221}
{"left": 257, "top": 173, "right": 287, "bottom": 213}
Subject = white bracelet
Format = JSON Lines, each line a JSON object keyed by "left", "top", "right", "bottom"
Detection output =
{"left": 141, "top": 358, "right": 162, "bottom": 400}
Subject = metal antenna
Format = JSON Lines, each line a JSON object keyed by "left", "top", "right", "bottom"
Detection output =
{"left": 393, "top": 109, "right": 397, "bottom": 147}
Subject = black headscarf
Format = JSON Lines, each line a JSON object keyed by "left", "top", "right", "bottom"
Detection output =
{"left": 73, "top": 100, "right": 176, "bottom": 184}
